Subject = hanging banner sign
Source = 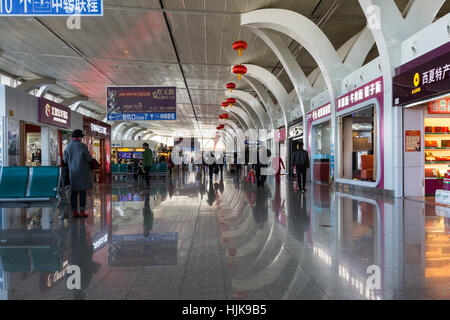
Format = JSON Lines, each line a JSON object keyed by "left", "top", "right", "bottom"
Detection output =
{"left": 0, "top": 0, "right": 103, "bottom": 16}
{"left": 37, "top": 98, "right": 71, "bottom": 129}
{"left": 337, "top": 77, "right": 383, "bottom": 112}
{"left": 393, "top": 42, "right": 450, "bottom": 106}
{"left": 106, "top": 86, "right": 176, "bottom": 121}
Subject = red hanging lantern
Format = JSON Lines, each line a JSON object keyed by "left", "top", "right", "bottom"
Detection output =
{"left": 221, "top": 102, "right": 228, "bottom": 109}
{"left": 219, "top": 113, "right": 229, "bottom": 120}
{"left": 232, "top": 64, "right": 247, "bottom": 80}
{"left": 232, "top": 40, "right": 248, "bottom": 56}
{"left": 226, "top": 82, "right": 236, "bottom": 92}
{"left": 226, "top": 97, "right": 236, "bottom": 108}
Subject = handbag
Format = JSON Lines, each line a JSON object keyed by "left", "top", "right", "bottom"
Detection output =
{"left": 213, "top": 165, "right": 219, "bottom": 175}
{"left": 90, "top": 158, "right": 101, "bottom": 170}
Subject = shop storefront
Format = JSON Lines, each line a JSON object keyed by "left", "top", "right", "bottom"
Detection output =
{"left": 288, "top": 119, "right": 303, "bottom": 176}
{"left": 307, "top": 103, "right": 331, "bottom": 183}
{"left": 335, "top": 77, "right": 384, "bottom": 189}
{"left": 393, "top": 42, "right": 450, "bottom": 198}
{"left": 0, "top": 85, "right": 88, "bottom": 172}
{"left": 0, "top": 88, "right": 81, "bottom": 168}
{"left": 82, "top": 116, "right": 111, "bottom": 183}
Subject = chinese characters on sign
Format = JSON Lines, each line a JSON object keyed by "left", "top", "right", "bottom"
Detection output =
{"left": 311, "top": 103, "right": 331, "bottom": 121}
{"left": 107, "top": 86, "right": 176, "bottom": 121}
{"left": 420, "top": 64, "right": 449, "bottom": 86}
{"left": 428, "top": 98, "right": 450, "bottom": 114}
{"left": 337, "top": 77, "right": 383, "bottom": 111}
{"left": 393, "top": 42, "right": 450, "bottom": 106}
{"left": 38, "top": 98, "right": 71, "bottom": 129}
{"left": 0, "top": 0, "right": 103, "bottom": 16}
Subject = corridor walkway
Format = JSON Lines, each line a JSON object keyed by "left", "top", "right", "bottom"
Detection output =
{"left": 0, "top": 169, "right": 449, "bottom": 300}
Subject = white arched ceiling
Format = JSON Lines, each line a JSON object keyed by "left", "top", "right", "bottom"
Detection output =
{"left": 226, "top": 107, "right": 258, "bottom": 141}
{"left": 225, "top": 90, "right": 272, "bottom": 130}
{"left": 245, "top": 28, "right": 313, "bottom": 117}
{"left": 141, "top": 133, "right": 155, "bottom": 141}
{"left": 123, "top": 126, "right": 138, "bottom": 141}
{"left": 16, "top": 78, "right": 57, "bottom": 92}
{"left": 235, "top": 101, "right": 263, "bottom": 130}
{"left": 236, "top": 64, "right": 291, "bottom": 129}
{"left": 241, "top": 8, "right": 354, "bottom": 103}
{"left": 227, "top": 106, "right": 255, "bottom": 131}
{"left": 244, "top": 77, "right": 278, "bottom": 128}
{"left": 131, "top": 128, "right": 147, "bottom": 140}
{"left": 112, "top": 122, "right": 129, "bottom": 140}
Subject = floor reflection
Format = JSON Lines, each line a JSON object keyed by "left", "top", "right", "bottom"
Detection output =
{"left": 0, "top": 169, "right": 448, "bottom": 300}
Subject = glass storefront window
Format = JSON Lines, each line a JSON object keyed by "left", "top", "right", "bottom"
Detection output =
{"left": 24, "top": 123, "right": 42, "bottom": 167}
{"left": 339, "top": 105, "right": 377, "bottom": 181}
{"left": 314, "top": 121, "right": 331, "bottom": 159}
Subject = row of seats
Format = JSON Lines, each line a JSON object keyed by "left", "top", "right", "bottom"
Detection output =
{"left": 0, "top": 166, "right": 61, "bottom": 205}
{"left": 112, "top": 163, "right": 169, "bottom": 182}
{"left": 111, "top": 163, "right": 168, "bottom": 174}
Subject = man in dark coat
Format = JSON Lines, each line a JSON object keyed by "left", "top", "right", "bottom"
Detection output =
{"left": 64, "top": 129, "right": 93, "bottom": 217}
{"left": 291, "top": 141, "right": 310, "bottom": 193}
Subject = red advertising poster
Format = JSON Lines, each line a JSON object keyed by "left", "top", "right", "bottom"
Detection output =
{"left": 428, "top": 98, "right": 449, "bottom": 114}
{"left": 405, "top": 130, "right": 421, "bottom": 152}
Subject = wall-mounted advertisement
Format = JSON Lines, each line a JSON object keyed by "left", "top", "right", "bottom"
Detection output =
{"left": 49, "top": 127, "right": 59, "bottom": 166}
{"left": 107, "top": 86, "right": 176, "bottom": 121}
{"left": 7, "top": 119, "right": 19, "bottom": 166}
{"left": 405, "top": 130, "right": 421, "bottom": 152}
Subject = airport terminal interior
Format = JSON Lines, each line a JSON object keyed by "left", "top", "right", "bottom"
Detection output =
{"left": 0, "top": 0, "right": 449, "bottom": 300}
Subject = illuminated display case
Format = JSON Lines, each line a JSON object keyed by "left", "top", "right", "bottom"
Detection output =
{"left": 424, "top": 97, "right": 450, "bottom": 195}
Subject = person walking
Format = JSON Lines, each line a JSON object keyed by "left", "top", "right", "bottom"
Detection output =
{"left": 64, "top": 129, "right": 93, "bottom": 218}
{"left": 167, "top": 155, "right": 174, "bottom": 176}
{"left": 291, "top": 141, "right": 310, "bottom": 192}
{"left": 272, "top": 155, "right": 285, "bottom": 185}
{"left": 143, "top": 143, "right": 154, "bottom": 187}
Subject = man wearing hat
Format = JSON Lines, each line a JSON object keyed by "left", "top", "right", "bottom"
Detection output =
{"left": 64, "top": 129, "right": 93, "bottom": 217}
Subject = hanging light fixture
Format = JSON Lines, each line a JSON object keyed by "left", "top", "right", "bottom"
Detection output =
{"left": 232, "top": 40, "right": 248, "bottom": 56}
{"left": 226, "top": 98, "right": 236, "bottom": 108}
{"left": 232, "top": 65, "right": 247, "bottom": 81}
{"left": 226, "top": 82, "right": 236, "bottom": 92}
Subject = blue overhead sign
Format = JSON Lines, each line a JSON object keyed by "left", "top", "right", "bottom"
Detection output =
{"left": 0, "top": 0, "right": 103, "bottom": 16}
{"left": 107, "top": 112, "right": 176, "bottom": 121}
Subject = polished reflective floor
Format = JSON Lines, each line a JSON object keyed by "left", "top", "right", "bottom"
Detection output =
{"left": 0, "top": 167, "right": 449, "bottom": 300}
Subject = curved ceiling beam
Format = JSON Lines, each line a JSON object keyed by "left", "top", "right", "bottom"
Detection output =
{"left": 244, "top": 78, "right": 278, "bottom": 128}
{"left": 131, "top": 128, "right": 147, "bottom": 140}
{"left": 241, "top": 9, "right": 353, "bottom": 97}
{"left": 16, "top": 78, "right": 57, "bottom": 92}
{"left": 222, "top": 120, "right": 245, "bottom": 147}
{"left": 235, "top": 101, "right": 262, "bottom": 130}
{"left": 246, "top": 28, "right": 315, "bottom": 116}
{"left": 225, "top": 90, "right": 272, "bottom": 130}
{"left": 123, "top": 126, "right": 138, "bottom": 141}
{"left": 239, "top": 64, "right": 291, "bottom": 128}
{"left": 112, "top": 122, "right": 129, "bottom": 140}
{"left": 142, "top": 133, "right": 155, "bottom": 141}
{"left": 61, "top": 96, "right": 88, "bottom": 107}
{"left": 226, "top": 108, "right": 258, "bottom": 141}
